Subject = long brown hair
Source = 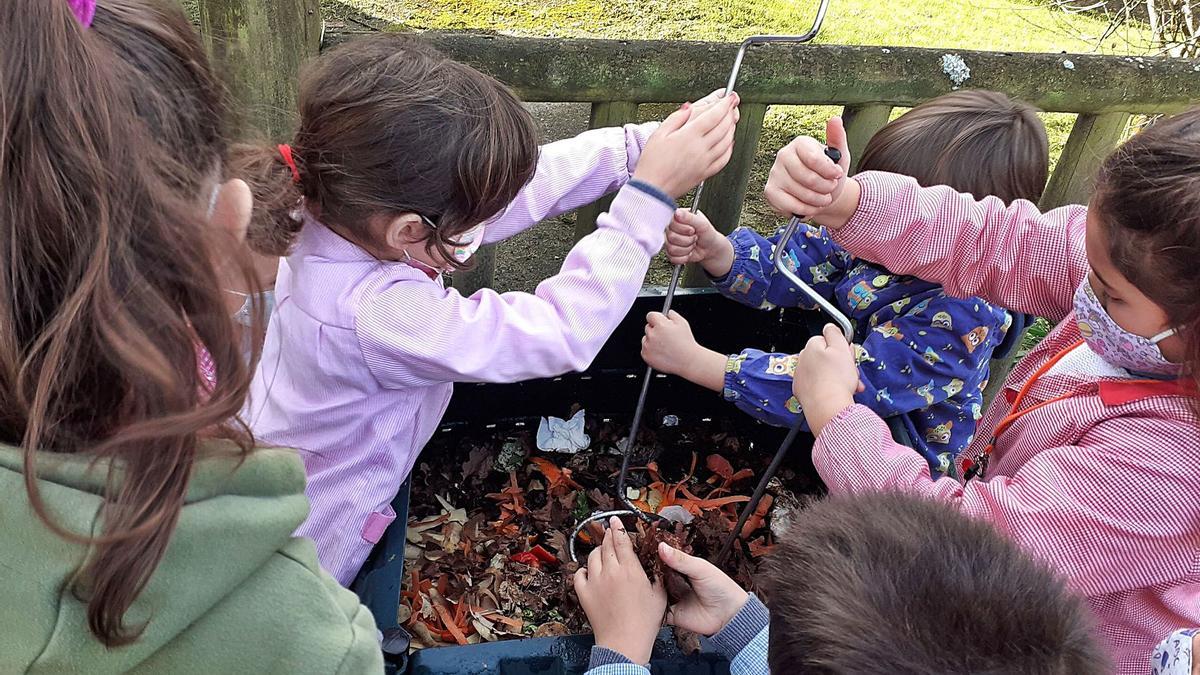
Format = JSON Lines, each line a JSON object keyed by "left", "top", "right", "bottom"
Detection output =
{"left": 1092, "top": 108, "right": 1200, "bottom": 403}
{"left": 0, "top": 0, "right": 259, "bottom": 646}
{"left": 858, "top": 90, "right": 1049, "bottom": 204}
{"left": 233, "top": 34, "right": 539, "bottom": 268}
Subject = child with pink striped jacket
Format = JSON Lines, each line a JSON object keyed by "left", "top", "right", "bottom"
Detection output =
{"left": 766, "top": 112, "right": 1200, "bottom": 673}
{"left": 236, "top": 35, "right": 739, "bottom": 585}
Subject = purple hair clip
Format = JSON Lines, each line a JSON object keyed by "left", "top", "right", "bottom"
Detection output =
{"left": 67, "top": 0, "right": 97, "bottom": 28}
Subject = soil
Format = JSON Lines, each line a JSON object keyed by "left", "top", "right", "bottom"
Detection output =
{"left": 400, "top": 413, "right": 823, "bottom": 649}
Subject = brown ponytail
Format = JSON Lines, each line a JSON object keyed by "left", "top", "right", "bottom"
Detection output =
{"left": 0, "top": 0, "right": 258, "bottom": 646}
{"left": 234, "top": 34, "right": 540, "bottom": 266}
{"left": 230, "top": 142, "right": 306, "bottom": 256}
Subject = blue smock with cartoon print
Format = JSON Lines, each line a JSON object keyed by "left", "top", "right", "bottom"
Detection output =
{"left": 713, "top": 224, "right": 1012, "bottom": 475}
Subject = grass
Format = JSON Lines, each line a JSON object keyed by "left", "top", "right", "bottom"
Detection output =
{"left": 329, "top": 0, "right": 1146, "bottom": 51}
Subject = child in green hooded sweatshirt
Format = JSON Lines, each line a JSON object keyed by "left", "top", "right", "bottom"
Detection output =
{"left": 0, "top": 0, "right": 381, "bottom": 672}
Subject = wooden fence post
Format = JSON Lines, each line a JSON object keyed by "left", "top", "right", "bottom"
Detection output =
{"left": 1040, "top": 112, "right": 1131, "bottom": 209}
{"left": 682, "top": 102, "right": 769, "bottom": 287}
{"left": 574, "top": 102, "right": 641, "bottom": 240}
{"left": 197, "top": 0, "right": 321, "bottom": 139}
{"left": 841, "top": 104, "right": 893, "bottom": 173}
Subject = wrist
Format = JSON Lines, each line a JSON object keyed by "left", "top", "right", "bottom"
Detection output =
{"left": 595, "top": 635, "right": 652, "bottom": 665}
{"left": 631, "top": 168, "right": 678, "bottom": 200}
{"left": 681, "top": 347, "right": 727, "bottom": 393}
{"left": 800, "top": 392, "right": 855, "bottom": 436}
{"left": 812, "top": 177, "right": 861, "bottom": 231}
{"left": 700, "top": 238, "right": 735, "bottom": 278}
{"left": 714, "top": 593, "right": 751, "bottom": 634}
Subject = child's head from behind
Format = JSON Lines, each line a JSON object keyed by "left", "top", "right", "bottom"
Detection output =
{"left": 238, "top": 35, "right": 539, "bottom": 270}
{"left": 858, "top": 89, "right": 1049, "bottom": 204}
{"left": 1088, "top": 109, "right": 1200, "bottom": 394}
{"left": 1, "top": 0, "right": 256, "bottom": 648}
{"left": 764, "top": 492, "right": 1108, "bottom": 674}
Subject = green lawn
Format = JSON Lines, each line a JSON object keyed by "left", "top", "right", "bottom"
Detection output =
{"left": 331, "top": 0, "right": 1144, "bottom": 53}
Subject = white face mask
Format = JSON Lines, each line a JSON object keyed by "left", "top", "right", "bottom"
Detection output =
{"left": 449, "top": 223, "right": 486, "bottom": 264}
{"left": 229, "top": 289, "right": 276, "bottom": 327}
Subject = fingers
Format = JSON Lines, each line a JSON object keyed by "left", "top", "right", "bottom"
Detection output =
{"left": 601, "top": 526, "right": 618, "bottom": 565}
{"left": 686, "top": 93, "right": 739, "bottom": 136}
{"left": 671, "top": 209, "right": 702, "bottom": 230}
{"left": 658, "top": 104, "right": 693, "bottom": 133}
{"left": 587, "top": 540, "right": 604, "bottom": 576}
{"left": 778, "top": 144, "right": 841, "bottom": 196}
{"left": 763, "top": 183, "right": 811, "bottom": 218}
{"left": 822, "top": 323, "right": 852, "bottom": 354}
{"left": 665, "top": 228, "right": 697, "bottom": 249}
{"left": 692, "top": 88, "right": 726, "bottom": 108}
{"left": 701, "top": 102, "right": 738, "bottom": 145}
{"left": 573, "top": 566, "right": 588, "bottom": 590}
{"left": 658, "top": 542, "right": 712, "bottom": 580}
{"left": 805, "top": 334, "right": 827, "bottom": 351}
{"left": 665, "top": 310, "right": 687, "bottom": 326}
{"left": 824, "top": 116, "right": 851, "bottom": 171}
{"left": 646, "top": 311, "right": 667, "bottom": 328}
{"left": 609, "top": 516, "right": 637, "bottom": 565}
{"left": 707, "top": 143, "right": 735, "bottom": 178}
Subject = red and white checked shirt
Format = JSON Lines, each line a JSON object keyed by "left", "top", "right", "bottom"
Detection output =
{"left": 816, "top": 171, "right": 1200, "bottom": 674}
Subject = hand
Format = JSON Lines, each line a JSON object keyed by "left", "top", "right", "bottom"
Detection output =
{"left": 641, "top": 311, "right": 701, "bottom": 377}
{"left": 793, "top": 324, "right": 864, "bottom": 436}
{"left": 764, "top": 117, "right": 860, "bottom": 230}
{"left": 690, "top": 89, "right": 740, "bottom": 123}
{"left": 665, "top": 208, "right": 734, "bottom": 276}
{"left": 658, "top": 543, "right": 749, "bottom": 637}
{"left": 634, "top": 94, "right": 740, "bottom": 199}
{"left": 574, "top": 517, "right": 667, "bottom": 664}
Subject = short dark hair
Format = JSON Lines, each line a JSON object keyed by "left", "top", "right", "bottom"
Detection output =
{"left": 763, "top": 492, "right": 1109, "bottom": 674}
{"left": 857, "top": 90, "right": 1049, "bottom": 204}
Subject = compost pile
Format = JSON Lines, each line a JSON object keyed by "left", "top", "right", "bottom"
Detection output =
{"left": 399, "top": 411, "right": 822, "bottom": 649}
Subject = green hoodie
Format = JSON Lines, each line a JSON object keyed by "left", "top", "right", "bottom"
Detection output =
{"left": 0, "top": 442, "right": 384, "bottom": 674}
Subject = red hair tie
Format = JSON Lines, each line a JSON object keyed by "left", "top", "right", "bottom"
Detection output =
{"left": 277, "top": 144, "right": 301, "bottom": 184}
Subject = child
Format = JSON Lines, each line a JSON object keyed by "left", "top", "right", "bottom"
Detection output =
{"left": 774, "top": 111, "right": 1200, "bottom": 673}
{"left": 239, "top": 34, "right": 740, "bottom": 585}
{"left": 1, "top": 0, "right": 380, "bottom": 671}
{"left": 575, "top": 493, "right": 1108, "bottom": 673}
{"left": 1154, "top": 630, "right": 1199, "bottom": 675}
{"left": 643, "top": 91, "right": 1045, "bottom": 475}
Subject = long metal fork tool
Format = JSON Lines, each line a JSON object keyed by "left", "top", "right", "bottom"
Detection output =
{"left": 570, "top": 0, "right": 840, "bottom": 564}
{"left": 715, "top": 147, "right": 850, "bottom": 565}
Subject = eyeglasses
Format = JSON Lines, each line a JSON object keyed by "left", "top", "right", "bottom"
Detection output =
{"left": 419, "top": 214, "right": 441, "bottom": 231}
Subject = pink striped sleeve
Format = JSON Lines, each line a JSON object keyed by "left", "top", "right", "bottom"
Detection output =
{"left": 832, "top": 172, "right": 1091, "bottom": 321}
{"left": 483, "top": 122, "right": 659, "bottom": 244}
{"left": 356, "top": 185, "right": 670, "bottom": 386}
{"left": 813, "top": 405, "right": 1200, "bottom": 597}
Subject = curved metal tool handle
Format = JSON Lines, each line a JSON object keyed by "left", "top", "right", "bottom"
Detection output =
{"left": 771, "top": 146, "right": 853, "bottom": 337}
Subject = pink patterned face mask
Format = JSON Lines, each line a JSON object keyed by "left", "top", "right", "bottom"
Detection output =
{"left": 1073, "top": 276, "right": 1181, "bottom": 377}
